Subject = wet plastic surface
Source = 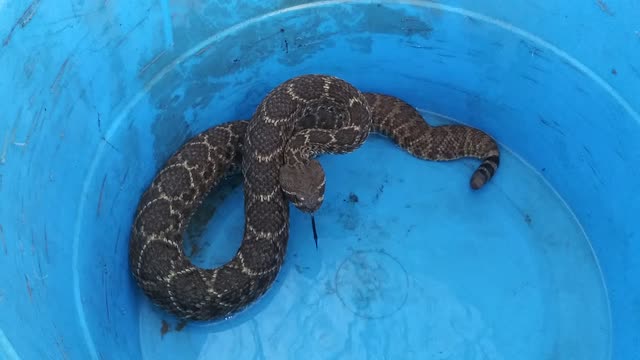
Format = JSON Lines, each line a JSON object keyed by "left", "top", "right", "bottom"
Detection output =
{"left": 134, "top": 114, "right": 610, "bottom": 359}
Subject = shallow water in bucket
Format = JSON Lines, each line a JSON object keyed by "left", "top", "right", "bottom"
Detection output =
{"left": 130, "top": 112, "right": 610, "bottom": 360}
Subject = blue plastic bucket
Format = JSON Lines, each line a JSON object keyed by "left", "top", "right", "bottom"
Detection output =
{"left": 1, "top": 1, "right": 638, "bottom": 359}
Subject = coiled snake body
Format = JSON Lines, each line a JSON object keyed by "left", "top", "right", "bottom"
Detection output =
{"left": 129, "top": 75, "right": 500, "bottom": 321}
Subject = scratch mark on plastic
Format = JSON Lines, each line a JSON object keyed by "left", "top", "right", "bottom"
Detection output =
{"left": 25, "top": 275, "right": 33, "bottom": 301}
{"left": 20, "top": 105, "right": 47, "bottom": 147}
{"left": 1, "top": 122, "right": 19, "bottom": 164}
{"left": 528, "top": 64, "right": 546, "bottom": 73}
{"left": 120, "top": 167, "right": 130, "bottom": 186}
{"left": 519, "top": 40, "right": 548, "bottom": 61}
{"left": 41, "top": 225, "right": 50, "bottom": 263}
{"left": 109, "top": 169, "right": 127, "bottom": 214}
{"left": 115, "top": 16, "right": 148, "bottom": 48}
{"left": 0, "top": 224, "right": 7, "bottom": 254}
{"left": 97, "top": 175, "right": 107, "bottom": 217}
{"left": 195, "top": 42, "right": 215, "bottom": 57}
{"left": 139, "top": 50, "right": 166, "bottom": 77}
{"left": 583, "top": 146, "right": 603, "bottom": 183}
{"left": 574, "top": 85, "right": 588, "bottom": 95}
{"left": 103, "top": 265, "right": 110, "bottom": 322}
{"left": 521, "top": 74, "right": 539, "bottom": 84}
{"left": 2, "top": 0, "right": 41, "bottom": 46}
{"left": 159, "top": 0, "right": 174, "bottom": 48}
{"left": 18, "top": 1, "right": 39, "bottom": 26}
{"left": 96, "top": 112, "right": 120, "bottom": 152}
{"left": 36, "top": 254, "right": 46, "bottom": 285}
{"left": 596, "top": 0, "right": 613, "bottom": 15}
{"left": 104, "top": 140, "right": 119, "bottom": 152}
{"left": 538, "top": 115, "right": 566, "bottom": 136}
{"left": 31, "top": 228, "right": 36, "bottom": 254}
{"left": 114, "top": 227, "right": 121, "bottom": 255}
{"left": 51, "top": 58, "right": 71, "bottom": 94}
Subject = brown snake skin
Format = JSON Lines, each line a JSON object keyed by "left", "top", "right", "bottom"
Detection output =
{"left": 128, "top": 74, "right": 500, "bottom": 321}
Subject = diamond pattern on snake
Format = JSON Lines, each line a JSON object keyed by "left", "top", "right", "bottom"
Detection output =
{"left": 128, "top": 74, "right": 500, "bottom": 321}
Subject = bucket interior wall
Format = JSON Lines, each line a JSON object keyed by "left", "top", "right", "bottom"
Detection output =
{"left": 1, "top": 1, "right": 638, "bottom": 359}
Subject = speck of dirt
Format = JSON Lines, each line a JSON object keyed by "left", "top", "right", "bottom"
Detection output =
{"left": 347, "top": 193, "right": 359, "bottom": 203}
{"left": 611, "top": 68, "right": 617, "bottom": 75}
{"left": 375, "top": 184, "right": 385, "bottom": 201}
{"left": 160, "top": 320, "right": 170, "bottom": 337}
{"left": 524, "top": 214, "right": 532, "bottom": 225}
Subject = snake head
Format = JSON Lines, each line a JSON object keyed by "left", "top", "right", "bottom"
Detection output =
{"left": 279, "top": 160, "right": 326, "bottom": 213}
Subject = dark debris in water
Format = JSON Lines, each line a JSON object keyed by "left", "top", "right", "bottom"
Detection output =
{"left": 160, "top": 319, "right": 189, "bottom": 337}
{"left": 160, "top": 320, "right": 170, "bottom": 337}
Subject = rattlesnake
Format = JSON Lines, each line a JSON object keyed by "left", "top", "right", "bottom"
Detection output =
{"left": 128, "top": 74, "right": 500, "bottom": 321}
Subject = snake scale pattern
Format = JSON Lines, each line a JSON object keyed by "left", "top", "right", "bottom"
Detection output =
{"left": 128, "top": 74, "right": 500, "bottom": 321}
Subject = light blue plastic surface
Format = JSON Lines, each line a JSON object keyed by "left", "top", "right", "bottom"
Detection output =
{"left": 1, "top": 1, "right": 638, "bottom": 359}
